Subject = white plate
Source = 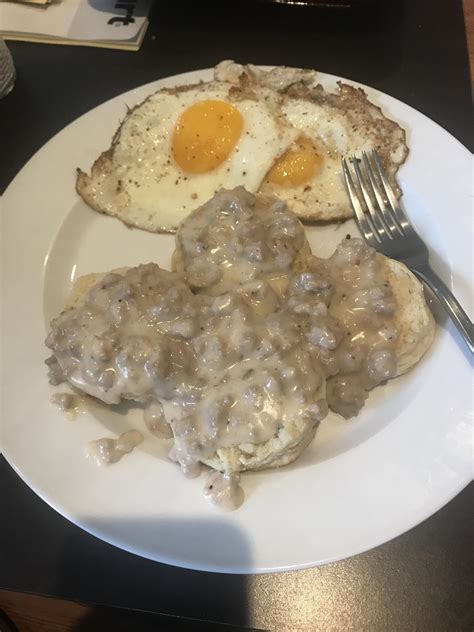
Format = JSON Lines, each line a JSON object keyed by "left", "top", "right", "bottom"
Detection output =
{"left": 2, "top": 68, "right": 472, "bottom": 574}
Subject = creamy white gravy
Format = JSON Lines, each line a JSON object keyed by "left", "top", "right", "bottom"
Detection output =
{"left": 46, "top": 188, "right": 398, "bottom": 509}
{"left": 174, "top": 187, "right": 308, "bottom": 295}
{"left": 51, "top": 392, "right": 79, "bottom": 419}
{"left": 204, "top": 471, "right": 244, "bottom": 511}
{"left": 144, "top": 400, "right": 173, "bottom": 438}
{"left": 87, "top": 429, "right": 144, "bottom": 466}
{"left": 307, "top": 237, "right": 398, "bottom": 416}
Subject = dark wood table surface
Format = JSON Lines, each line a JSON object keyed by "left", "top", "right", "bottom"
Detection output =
{"left": 1, "top": 1, "right": 473, "bottom": 630}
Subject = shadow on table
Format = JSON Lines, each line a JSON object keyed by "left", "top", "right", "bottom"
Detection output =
{"left": 72, "top": 606, "right": 249, "bottom": 631}
{"left": 51, "top": 516, "right": 255, "bottom": 631}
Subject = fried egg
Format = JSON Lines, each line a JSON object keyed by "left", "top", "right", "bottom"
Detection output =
{"left": 77, "top": 63, "right": 408, "bottom": 230}
{"left": 213, "top": 63, "right": 408, "bottom": 221}
{"left": 259, "top": 82, "right": 408, "bottom": 221}
{"left": 76, "top": 81, "right": 298, "bottom": 232}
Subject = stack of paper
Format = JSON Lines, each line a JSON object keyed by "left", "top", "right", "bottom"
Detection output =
{"left": 0, "top": 0, "right": 152, "bottom": 51}
{"left": 8, "top": 1, "right": 52, "bottom": 5}
{"left": 5, "top": 1, "right": 52, "bottom": 5}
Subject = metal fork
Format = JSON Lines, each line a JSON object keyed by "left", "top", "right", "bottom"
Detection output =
{"left": 342, "top": 150, "right": 473, "bottom": 353}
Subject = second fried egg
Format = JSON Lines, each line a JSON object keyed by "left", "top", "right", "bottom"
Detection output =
{"left": 260, "top": 83, "right": 408, "bottom": 221}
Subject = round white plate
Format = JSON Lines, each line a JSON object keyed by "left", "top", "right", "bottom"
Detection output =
{"left": 2, "top": 68, "right": 472, "bottom": 574}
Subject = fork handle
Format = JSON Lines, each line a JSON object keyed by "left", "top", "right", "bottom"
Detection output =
{"left": 412, "top": 264, "right": 474, "bottom": 354}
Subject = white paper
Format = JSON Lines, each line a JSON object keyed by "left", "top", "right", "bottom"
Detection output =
{"left": 0, "top": 0, "right": 152, "bottom": 43}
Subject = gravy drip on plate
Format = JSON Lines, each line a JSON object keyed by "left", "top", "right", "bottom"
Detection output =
{"left": 87, "top": 429, "right": 144, "bottom": 465}
{"left": 51, "top": 392, "right": 79, "bottom": 419}
{"left": 46, "top": 189, "right": 398, "bottom": 509}
{"left": 204, "top": 471, "right": 244, "bottom": 511}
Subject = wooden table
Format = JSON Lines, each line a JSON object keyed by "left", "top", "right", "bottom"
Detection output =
{"left": 1, "top": 1, "right": 472, "bottom": 630}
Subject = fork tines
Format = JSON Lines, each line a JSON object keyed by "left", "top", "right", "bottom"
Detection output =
{"left": 341, "top": 150, "right": 408, "bottom": 246}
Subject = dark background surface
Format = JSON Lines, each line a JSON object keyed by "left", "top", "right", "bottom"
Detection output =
{"left": 1, "top": 0, "right": 473, "bottom": 629}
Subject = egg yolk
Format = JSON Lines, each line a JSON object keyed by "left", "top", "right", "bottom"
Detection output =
{"left": 172, "top": 100, "right": 244, "bottom": 174}
{"left": 266, "top": 137, "right": 323, "bottom": 187}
